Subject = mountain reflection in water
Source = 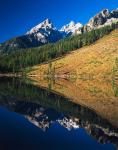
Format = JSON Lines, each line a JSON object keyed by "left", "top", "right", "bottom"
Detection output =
{"left": 0, "top": 77, "right": 117, "bottom": 150}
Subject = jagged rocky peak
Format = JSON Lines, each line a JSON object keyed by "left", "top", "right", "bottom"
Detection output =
{"left": 26, "top": 18, "right": 55, "bottom": 35}
{"left": 60, "top": 21, "right": 83, "bottom": 35}
{"left": 25, "top": 18, "right": 64, "bottom": 44}
{"left": 61, "top": 21, "right": 75, "bottom": 30}
{"left": 41, "top": 18, "right": 54, "bottom": 29}
{"left": 86, "top": 9, "right": 110, "bottom": 28}
{"left": 85, "top": 8, "right": 118, "bottom": 31}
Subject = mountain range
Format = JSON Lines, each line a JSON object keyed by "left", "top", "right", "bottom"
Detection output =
{"left": 0, "top": 8, "right": 118, "bottom": 53}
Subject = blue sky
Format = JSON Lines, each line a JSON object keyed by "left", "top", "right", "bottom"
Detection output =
{"left": 0, "top": 0, "right": 118, "bottom": 43}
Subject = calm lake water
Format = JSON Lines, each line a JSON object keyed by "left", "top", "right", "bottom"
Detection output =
{"left": 0, "top": 77, "right": 117, "bottom": 150}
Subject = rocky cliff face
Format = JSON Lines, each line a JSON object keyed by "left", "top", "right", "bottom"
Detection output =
{"left": 84, "top": 9, "right": 118, "bottom": 32}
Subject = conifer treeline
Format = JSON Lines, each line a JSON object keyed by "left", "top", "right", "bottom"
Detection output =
{"left": 0, "top": 23, "right": 118, "bottom": 73}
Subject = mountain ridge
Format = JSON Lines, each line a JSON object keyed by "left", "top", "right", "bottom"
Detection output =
{"left": 0, "top": 8, "right": 118, "bottom": 53}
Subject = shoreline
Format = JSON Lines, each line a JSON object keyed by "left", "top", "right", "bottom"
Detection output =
{"left": 0, "top": 73, "right": 23, "bottom": 77}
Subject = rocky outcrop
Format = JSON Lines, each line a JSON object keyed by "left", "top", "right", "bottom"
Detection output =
{"left": 84, "top": 9, "right": 118, "bottom": 32}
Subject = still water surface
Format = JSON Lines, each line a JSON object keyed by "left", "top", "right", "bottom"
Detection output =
{"left": 0, "top": 77, "right": 117, "bottom": 150}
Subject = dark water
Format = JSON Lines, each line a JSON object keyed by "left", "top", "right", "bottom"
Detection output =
{"left": 0, "top": 77, "right": 117, "bottom": 150}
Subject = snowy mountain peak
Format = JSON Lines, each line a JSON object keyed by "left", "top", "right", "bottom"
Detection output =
{"left": 42, "top": 18, "right": 54, "bottom": 29}
{"left": 26, "top": 18, "right": 55, "bottom": 35}
{"left": 60, "top": 21, "right": 83, "bottom": 35}
{"left": 68, "top": 21, "right": 75, "bottom": 26}
{"left": 25, "top": 18, "right": 63, "bottom": 45}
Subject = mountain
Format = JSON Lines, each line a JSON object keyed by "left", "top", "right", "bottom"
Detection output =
{"left": 84, "top": 8, "right": 118, "bottom": 31}
{"left": 60, "top": 21, "right": 83, "bottom": 36}
{"left": 26, "top": 19, "right": 63, "bottom": 44}
{"left": 0, "top": 19, "right": 63, "bottom": 53}
{"left": 0, "top": 22, "right": 117, "bottom": 73}
{"left": 0, "top": 8, "right": 118, "bottom": 53}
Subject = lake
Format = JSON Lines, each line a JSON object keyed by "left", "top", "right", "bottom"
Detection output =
{"left": 0, "top": 77, "right": 117, "bottom": 150}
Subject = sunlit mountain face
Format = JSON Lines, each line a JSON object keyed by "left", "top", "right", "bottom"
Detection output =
{"left": 0, "top": 77, "right": 117, "bottom": 150}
